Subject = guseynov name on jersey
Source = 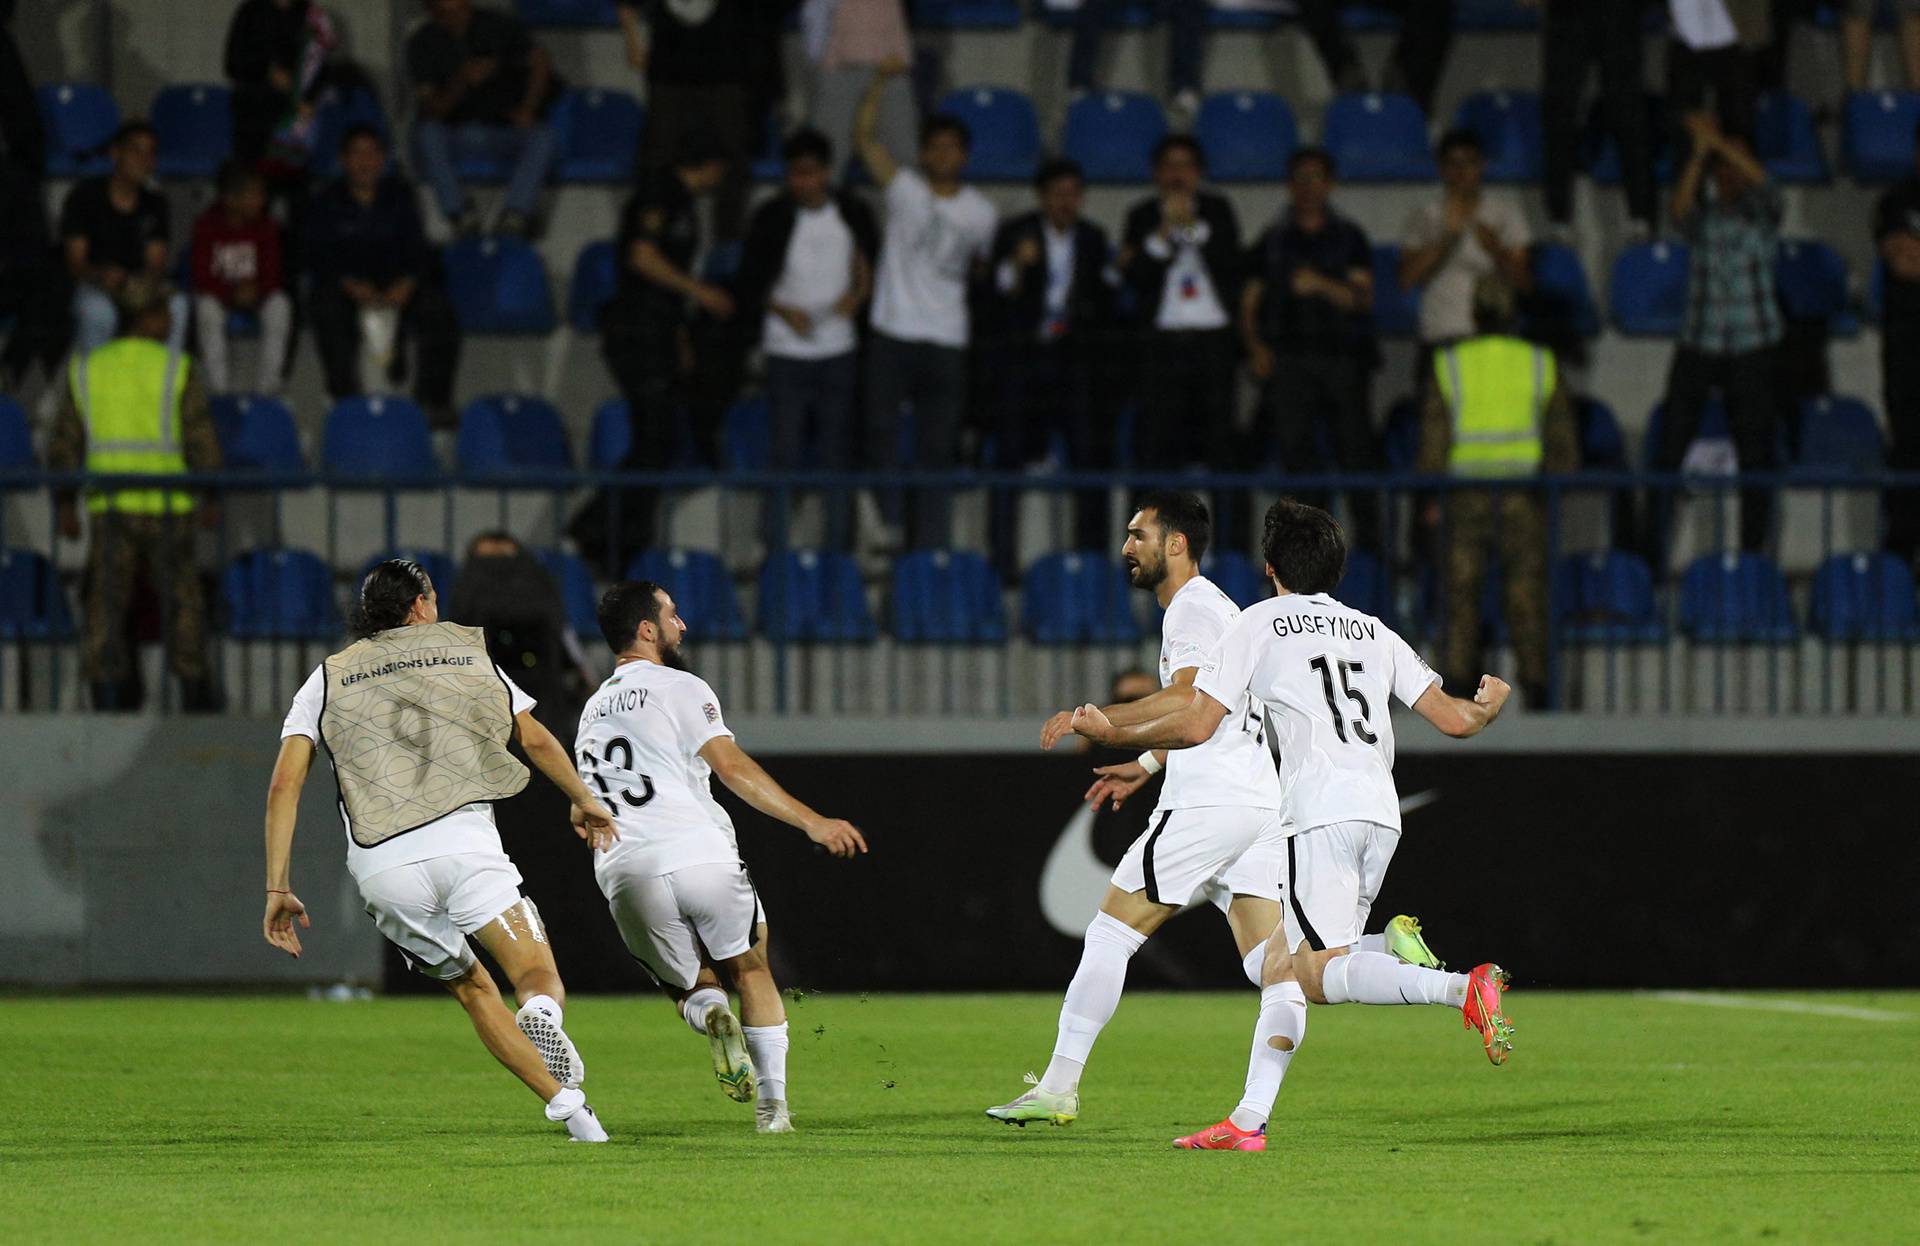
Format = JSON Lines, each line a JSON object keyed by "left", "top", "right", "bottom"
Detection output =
{"left": 1270, "top": 611, "right": 1377, "bottom": 642}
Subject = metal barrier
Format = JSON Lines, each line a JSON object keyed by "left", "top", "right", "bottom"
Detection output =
{"left": 3, "top": 466, "right": 1918, "bottom": 716}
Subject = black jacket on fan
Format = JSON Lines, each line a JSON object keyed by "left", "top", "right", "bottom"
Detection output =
{"left": 986, "top": 211, "right": 1115, "bottom": 342}
{"left": 1119, "top": 189, "right": 1242, "bottom": 326}
{"left": 734, "top": 190, "right": 879, "bottom": 338}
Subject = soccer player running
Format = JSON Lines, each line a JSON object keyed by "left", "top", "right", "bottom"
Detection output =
{"left": 261, "top": 560, "right": 617, "bottom": 1142}
{"left": 578, "top": 581, "right": 867, "bottom": 1133}
{"left": 986, "top": 492, "right": 1292, "bottom": 1134}
{"left": 1068, "top": 500, "right": 1515, "bottom": 1151}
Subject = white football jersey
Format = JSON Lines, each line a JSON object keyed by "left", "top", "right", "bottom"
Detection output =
{"left": 574, "top": 660, "right": 742, "bottom": 878}
{"left": 1194, "top": 592, "right": 1440, "bottom": 833}
{"left": 1153, "top": 575, "right": 1284, "bottom": 813}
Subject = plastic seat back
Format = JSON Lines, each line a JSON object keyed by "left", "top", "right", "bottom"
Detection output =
{"left": 1193, "top": 91, "right": 1296, "bottom": 181}
{"left": 934, "top": 87, "right": 1041, "bottom": 181}
{"left": 323, "top": 395, "right": 436, "bottom": 480}
{"left": 211, "top": 394, "right": 304, "bottom": 472}
{"left": 1020, "top": 552, "right": 1142, "bottom": 644}
{"left": 1062, "top": 90, "right": 1167, "bottom": 183}
{"left": 1844, "top": 90, "right": 1920, "bottom": 181}
{"left": 890, "top": 549, "right": 1008, "bottom": 643}
{"left": 37, "top": 83, "right": 119, "bottom": 177}
{"left": 758, "top": 549, "right": 875, "bottom": 642}
{"left": 628, "top": 548, "right": 748, "bottom": 641}
{"left": 458, "top": 393, "right": 572, "bottom": 476}
{"left": 224, "top": 548, "right": 340, "bottom": 639}
{"left": 1324, "top": 93, "right": 1434, "bottom": 182}
{"left": 1610, "top": 242, "right": 1691, "bottom": 336}
{"left": 568, "top": 239, "right": 618, "bottom": 332}
{"left": 553, "top": 88, "right": 643, "bottom": 181}
{"left": 1679, "top": 552, "right": 1798, "bottom": 643}
{"left": 445, "top": 237, "right": 557, "bottom": 334}
{"left": 1454, "top": 90, "right": 1542, "bottom": 183}
{"left": 532, "top": 547, "right": 601, "bottom": 636}
{"left": 1810, "top": 551, "right": 1920, "bottom": 641}
{"left": 0, "top": 548, "right": 76, "bottom": 640}
{"left": 152, "top": 83, "right": 232, "bottom": 178}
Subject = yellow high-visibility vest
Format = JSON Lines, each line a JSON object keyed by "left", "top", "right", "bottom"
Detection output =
{"left": 70, "top": 337, "right": 195, "bottom": 515}
{"left": 1433, "top": 335, "right": 1554, "bottom": 477}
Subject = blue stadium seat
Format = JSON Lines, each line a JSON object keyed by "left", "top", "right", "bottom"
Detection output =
{"left": 1371, "top": 245, "right": 1422, "bottom": 338}
{"left": 1678, "top": 552, "right": 1798, "bottom": 643}
{"left": 1775, "top": 239, "right": 1857, "bottom": 334}
{"left": 0, "top": 395, "right": 33, "bottom": 469}
{"left": 1584, "top": 94, "right": 1674, "bottom": 185}
{"left": 1206, "top": 552, "right": 1271, "bottom": 610}
{"left": 1021, "top": 552, "right": 1142, "bottom": 643}
{"left": 758, "top": 549, "right": 876, "bottom": 642}
{"left": 936, "top": 87, "right": 1041, "bottom": 181}
{"left": 1453, "top": 91, "right": 1542, "bottom": 183}
{"left": 152, "top": 84, "right": 232, "bottom": 178}
{"left": 1062, "top": 91, "right": 1167, "bottom": 183}
{"left": 0, "top": 548, "right": 75, "bottom": 640}
{"left": 210, "top": 394, "right": 303, "bottom": 472}
{"left": 628, "top": 548, "right": 749, "bottom": 641}
{"left": 1530, "top": 241, "right": 1601, "bottom": 339}
{"left": 1577, "top": 396, "right": 1627, "bottom": 469}
{"left": 1644, "top": 395, "right": 1792, "bottom": 471}
{"left": 568, "top": 240, "right": 618, "bottom": 333}
{"left": 1454, "top": 0, "right": 1540, "bottom": 29}
{"left": 517, "top": 0, "right": 620, "bottom": 26}
{"left": 37, "top": 82, "right": 119, "bottom": 177}
{"left": 724, "top": 396, "right": 772, "bottom": 471}
{"left": 444, "top": 237, "right": 557, "bottom": 334}
{"left": 1193, "top": 91, "right": 1296, "bottom": 182}
{"left": 1756, "top": 91, "right": 1828, "bottom": 183}
{"left": 532, "top": 547, "right": 601, "bottom": 636}
{"left": 1610, "top": 241, "right": 1690, "bottom": 336}
{"left": 1332, "top": 549, "right": 1393, "bottom": 622}
{"left": 891, "top": 550, "right": 1007, "bottom": 643}
{"left": 910, "top": 0, "right": 1025, "bottom": 28}
{"left": 1323, "top": 93, "right": 1434, "bottom": 182}
{"left": 223, "top": 548, "right": 340, "bottom": 640}
{"left": 309, "top": 86, "right": 389, "bottom": 179}
{"left": 750, "top": 112, "right": 785, "bottom": 182}
{"left": 588, "top": 397, "right": 631, "bottom": 468}
{"left": 323, "top": 395, "right": 436, "bottom": 480}
{"left": 357, "top": 549, "right": 458, "bottom": 601}
{"left": 1339, "top": 3, "right": 1398, "bottom": 30}
{"left": 553, "top": 88, "right": 642, "bottom": 182}
{"left": 1555, "top": 550, "right": 1666, "bottom": 644}
{"left": 458, "top": 394, "right": 571, "bottom": 475}
{"left": 1810, "top": 552, "right": 1920, "bottom": 641}
{"left": 1844, "top": 90, "right": 1920, "bottom": 181}
{"left": 1795, "top": 395, "right": 1885, "bottom": 473}
{"left": 1381, "top": 396, "right": 1420, "bottom": 472}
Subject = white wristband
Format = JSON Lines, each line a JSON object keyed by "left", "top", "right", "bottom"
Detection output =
{"left": 1137, "top": 751, "right": 1162, "bottom": 776}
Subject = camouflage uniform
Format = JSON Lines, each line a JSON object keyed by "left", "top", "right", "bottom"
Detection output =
{"left": 47, "top": 355, "right": 220, "bottom": 686}
{"left": 1419, "top": 368, "right": 1577, "bottom": 688}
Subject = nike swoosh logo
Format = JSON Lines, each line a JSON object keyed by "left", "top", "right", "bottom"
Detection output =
{"left": 1038, "top": 800, "right": 1108, "bottom": 939}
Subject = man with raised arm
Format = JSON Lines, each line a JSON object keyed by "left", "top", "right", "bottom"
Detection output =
{"left": 1064, "top": 499, "right": 1517, "bottom": 1151}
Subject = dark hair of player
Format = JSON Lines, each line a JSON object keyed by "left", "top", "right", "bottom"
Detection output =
{"left": 352, "top": 559, "right": 433, "bottom": 638}
{"left": 1262, "top": 498, "right": 1347, "bottom": 595}
{"left": 781, "top": 127, "right": 833, "bottom": 167}
{"left": 1136, "top": 490, "right": 1211, "bottom": 566}
{"left": 921, "top": 112, "right": 973, "bottom": 153}
{"left": 597, "top": 580, "right": 668, "bottom": 654}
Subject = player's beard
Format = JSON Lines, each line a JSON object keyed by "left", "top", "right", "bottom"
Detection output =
{"left": 1127, "top": 555, "right": 1165, "bottom": 592}
{"left": 658, "top": 639, "right": 691, "bottom": 672}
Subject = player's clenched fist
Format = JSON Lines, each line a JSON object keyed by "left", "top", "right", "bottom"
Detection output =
{"left": 262, "top": 890, "right": 310, "bottom": 958}
{"left": 1069, "top": 703, "right": 1114, "bottom": 744}
{"left": 1474, "top": 675, "right": 1511, "bottom": 716}
{"left": 806, "top": 817, "right": 869, "bottom": 858}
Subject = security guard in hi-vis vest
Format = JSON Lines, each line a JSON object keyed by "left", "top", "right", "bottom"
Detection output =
{"left": 48, "top": 274, "right": 222, "bottom": 712}
{"left": 1418, "top": 275, "right": 1577, "bottom": 707}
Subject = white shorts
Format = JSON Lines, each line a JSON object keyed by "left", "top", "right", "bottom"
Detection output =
{"left": 600, "top": 859, "right": 763, "bottom": 991}
{"left": 1282, "top": 820, "right": 1401, "bottom": 954}
{"left": 1112, "top": 806, "right": 1286, "bottom": 913}
{"left": 357, "top": 851, "right": 526, "bottom": 981}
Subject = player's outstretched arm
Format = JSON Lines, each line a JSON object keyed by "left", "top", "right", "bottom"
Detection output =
{"left": 513, "top": 711, "right": 618, "bottom": 850}
{"left": 1041, "top": 680, "right": 1199, "bottom": 748}
{"left": 1412, "top": 676, "right": 1511, "bottom": 739}
{"left": 263, "top": 735, "right": 315, "bottom": 957}
{"left": 1072, "top": 690, "right": 1231, "bottom": 753}
{"left": 700, "top": 736, "right": 869, "bottom": 859}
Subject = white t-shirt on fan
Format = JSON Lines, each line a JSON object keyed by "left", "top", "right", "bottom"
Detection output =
{"left": 870, "top": 168, "right": 998, "bottom": 349}
{"left": 1153, "top": 575, "right": 1284, "bottom": 814}
{"left": 763, "top": 202, "right": 858, "bottom": 361}
{"left": 1194, "top": 592, "right": 1441, "bottom": 834}
{"left": 281, "top": 663, "right": 536, "bottom": 884}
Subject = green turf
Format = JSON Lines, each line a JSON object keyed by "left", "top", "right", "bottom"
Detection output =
{"left": 3, "top": 991, "right": 1916, "bottom": 1244}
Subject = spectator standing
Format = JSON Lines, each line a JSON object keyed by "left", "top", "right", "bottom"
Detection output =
{"left": 1539, "top": 0, "right": 1655, "bottom": 242}
{"left": 985, "top": 157, "right": 1116, "bottom": 572}
{"left": 0, "top": 158, "right": 70, "bottom": 390}
{"left": 621, "top": 0, "right": 757, "bottom": 242}
{"left": 406, "top": 0, "right": 559, "bottom": 237}
{"left": 47, "top": 276, "right": 222, "bottom": 713}
{"left": 1242, "top": 146, "right": 1381, "bottom": 552}
{"left": 448, "top": 530, "right": 600, "bottom": 725}
{"left": 1836, "top": 0, "right": 1920, "bottom": 95}
{"left": 305, "top": 125, "right": 462, "bottom": 426}
{"left": 1872, "top": 127, "right": 1920, "bottom": 569}
{"left": 1068, "top": 0, "right": 1207, "bottom": 122}
{"left": 1295, "top": 0, "right": 1456, "bottom": 116}
{"left": 857, "top": 67, "right": 997, "bottom": 551}
{"left": 737, "top": 128, "right": 877, "bottom": 552}
{"left": 224, "top": 0, "right": 339, "bottom": 172}
{"left": 1649, "top": 112, "right": 1782, "bottom": 563}
{"left": 191, "top": 162, "right": 291, "bottom": 395}
{"left": 1399, "top": 129, "right": 1531, "bottom": 355}
{"left": 60, "top": 122, "right": 185, "bottom": 355}
{"left": 805, "top": 0, "right": 916, "bottom": 182}
{"left": 1667, "top": 0, "right": 1768, "bottom": 145}
{"left": 1119, "top": 135, "right": 1240, "bottom": 473}
{"left": 1418, "top": 276, "right": 1576, "bottom": 709}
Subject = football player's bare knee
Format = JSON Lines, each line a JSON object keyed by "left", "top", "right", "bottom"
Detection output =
{"left": 443, "top": 960, "right": 501, "bottom": 1013}
{"left": 1259, "top": 936, "right": 1297, "bottom": 988}
{"left": 1226, "top": 897, "right": 1283, "bottom": 959}
{"left": 1297, "top": 947, "right": 1344, "bottom": 1005}
{"left": 1100, "top": 886, "right": 1174, "bottom": 936}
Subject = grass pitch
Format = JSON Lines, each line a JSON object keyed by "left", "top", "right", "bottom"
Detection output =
{"left": 3, "top": 990, "right": 1916, "bottom": 1244}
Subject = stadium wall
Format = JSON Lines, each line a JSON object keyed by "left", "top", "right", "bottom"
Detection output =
{"left": 3, "top": 715, "right": 1913, "bottom": 991}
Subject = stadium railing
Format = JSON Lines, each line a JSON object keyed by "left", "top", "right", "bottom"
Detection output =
{"left": 3, "top": 466, "right": 1918, "bottom": 718}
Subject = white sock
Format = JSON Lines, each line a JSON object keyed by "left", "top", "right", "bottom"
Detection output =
{"left": 1240, "top": 939, "right": 1268, "bottom": 989}
{"left": 1321, "top": 950, "right": 1470, "bottom": 1007}
{"left": 521, "top": 993, "right": 562, "bottom": 1028}
{"left": 544, "top": 1085, "right": 584, "bottom": 1121}
{"left": 1355, "top": 932, "right": 1388, "bottom": 955}
{"left": 1039, "top": 912, "right": 1147, "bottom": 1094}
{"left": 744, "top": 1023, "right": 789, "bottom": 1104}
{"left": 1229, "top": 982, "right": 1306, "bottom": 1131}
{"left": 680, "top": 987, "right": 727, "bottom": 1035}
